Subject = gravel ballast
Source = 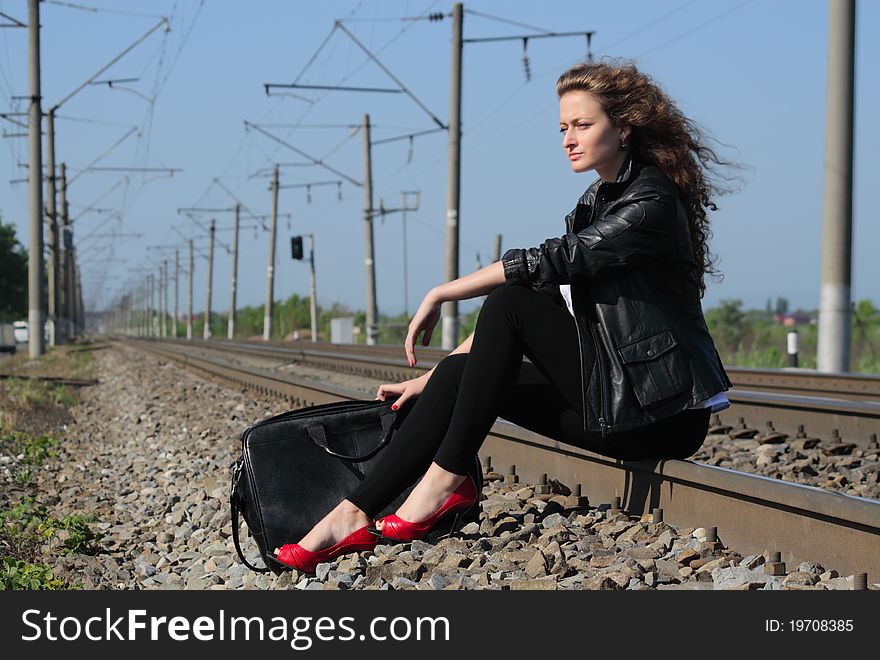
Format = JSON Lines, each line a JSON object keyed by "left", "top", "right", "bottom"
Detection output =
{"left": 21, "top": 345, "right": 873, "bottom": 590}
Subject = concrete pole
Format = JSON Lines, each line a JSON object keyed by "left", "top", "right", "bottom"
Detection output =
{"left": 173, "top": 248, "right": 179, "bottom": 338}
{"left": 363, "top": 114, "right": 378, "bottom": 345}
{"left": 69, "top": 246, "right": 79, "bottom": 334}
{"left": 59, "top": 163, "right": 71, "bottom": 339}
{"left": 187, "top": 239, "right": 193, "bottom": 340}
{"left": 27, "top": 0, "right": 45, "bottom": 357}
{"left": 156, "top": 266, "right": 162, "bottom": 337}
{"left": 442, "top": 2, "right": 463, "bottom": 351}
{"left": 148, "top": 274, "right": 154, "bottom": 337}
{"left": 494, "top": 234, "right": 502, "bottom": 262}
{"left": 263, "top": 166, "right": 279, "bottom": 341}
{"left": 75, "top": 259, "right": 83, "bottom": 333}
{"left": 67, "top": 244, "right": 76, "bottom": 336}
{"left": 402, "top": 201, "right": 409, "bottom": 318}
{"left": 817, "top": 0, "right": 856, "bottom": 373}
{"left": 204, "top": 219, "right": 215, "bottom": 339}
{"left": 308, "top": 234, "right": 318, "bottom": 342}
{"left": 228, "top": 203, "right": 240, "bottom": 340}
{"left": 46, "top": 109, "right": 58, "bottom": 346}
{"left": 161, "top": 259, "right": 168, "bottom": 338}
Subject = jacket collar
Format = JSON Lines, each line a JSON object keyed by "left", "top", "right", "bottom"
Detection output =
{"left": 583, "top": 151, "right": 640, "bottom": 199}
{"left": 603, "top": 150, "right": 639, "bottom": 187}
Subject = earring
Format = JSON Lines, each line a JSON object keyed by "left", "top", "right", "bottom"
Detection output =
{"left": 619, "top": 138, "right": 628, "bottom": 150}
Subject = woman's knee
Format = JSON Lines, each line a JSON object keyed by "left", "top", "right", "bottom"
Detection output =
{"left": 430, "top": 353, "right": 468, "bottom": 383}
{"left": 479, "top": 285, "right": 531, "bottom": 325}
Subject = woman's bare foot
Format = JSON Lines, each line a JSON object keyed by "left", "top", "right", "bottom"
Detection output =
{"left": 375, "top": 462, "right": 466, "bottom": 533}
{"left": 274, "top": 499, "right": 370, "bottom": 555}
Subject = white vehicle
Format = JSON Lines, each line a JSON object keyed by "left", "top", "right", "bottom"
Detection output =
{"left": 13, "top": 320, "right": 28, "bottom": 343}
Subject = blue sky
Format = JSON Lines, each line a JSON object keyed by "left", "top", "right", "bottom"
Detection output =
{"left": 0, "top": 0, "right": 876, "bottom": 318}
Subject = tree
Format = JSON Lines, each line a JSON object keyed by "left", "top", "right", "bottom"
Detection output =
{"left": 705, "top": 298, "right": 746, "bottom": 352}
{"left": 774, "top": 296, "right": 789, "bottom": 316}
{"left": 0, "top": 215, "right": 28, "bottom": 322}
{"left": 852, "top": 299, "right": 878, "bottom": 366}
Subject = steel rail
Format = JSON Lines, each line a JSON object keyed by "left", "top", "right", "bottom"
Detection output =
{"left": 137, "top": 338, "right": 880, "bottom": 447}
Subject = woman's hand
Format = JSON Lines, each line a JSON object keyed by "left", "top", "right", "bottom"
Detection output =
{"left": 375, "top": 372, "right": 431, "bottom": 411}
{"left": 404, "top": 289, "right": 442, "bottom": 367}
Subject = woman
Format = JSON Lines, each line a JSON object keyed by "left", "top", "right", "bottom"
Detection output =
{"left": 273, "top": 59, "right": 732, "bottom": 573}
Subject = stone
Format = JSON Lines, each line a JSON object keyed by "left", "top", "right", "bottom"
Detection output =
{"left": 740, "top": 554, "right": 765, "bottom": 570}
{"left": 581, "top": 574, "right": 626, "bottom": 590}
{"left": 524, "top": 550, "right": 549, "bottom": 578}
{"left": 427, "top": 573, "right": 451, "bottom": 590}
{"left": 712, "top": 566, "right": 774, "bottom": 590}
{"left": 506, "top": 576, "right": 556, "bottom": 590}
{"left": 589, "top": 555, "right": 616, "bottom": 569}
{"left": 822, "top": 576, "right": 853, "bottom": 591}
{"left": 677, "top": 549, "right": 701, "bottom": 566}
{"left": 624, "top": 546, "right": 659, "bottom": 561}
{"left": 783, "top": 571, "right": 819, "bottom": 586}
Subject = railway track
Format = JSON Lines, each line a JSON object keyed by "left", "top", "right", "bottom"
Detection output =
{"left": 138, "top": 337, "right": 880, "bottom": 448}
{"left": 125, "top": 337, "right": 880, "bottom": 581}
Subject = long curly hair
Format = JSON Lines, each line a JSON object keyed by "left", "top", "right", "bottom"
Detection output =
{"left": 557, "top": 59, "right": 738, "bottom": 296}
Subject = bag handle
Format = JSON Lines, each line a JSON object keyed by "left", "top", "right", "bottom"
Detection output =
{"left": 306, "top": 410, "right": 397, "bottom": 461}
{"left": 230, "top": 461, "right": 270, "bottom": 573}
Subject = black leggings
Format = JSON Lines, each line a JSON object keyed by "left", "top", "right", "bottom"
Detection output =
{"left": 347, "top": 285, "right": 710, "bottom": 518}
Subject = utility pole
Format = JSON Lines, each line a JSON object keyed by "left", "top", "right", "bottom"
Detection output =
{"left": 70, "top": 246, "right": 80, "bottom": 333}
{"left": 494, "top": 234, "right": 502, "bottom": 262}
{"left": 228, "top": 203, "right": 240, "bottom": 340}
{"left": 148, "top": 274, "right": 154, "bottom": 337}
{"left": 173, "top": 248, "right": 179, "bottom": 338}
{"left": 46, "top": 108, "right": 58, "bottom": 346}
{"left": 60, "top": 162, "right": 73, "bottom": 340}
{"left": 263, "top": 166, "right": 279, "bottom": 341}
{"left": 402, "top": 203, "right": 409, "bottom": 318}
{"left": 27, "top": 0, "right": 45, "bottom": 356}
{"left": 818, "top": 0, "right": 856, "bottom": 373}
{"left": 363, "top": 114, "right": 378, "bottom": 345}
{"left": 75, "top": 262, "right": 83, "bottom": 333}
{"left": 187, "top": 239, "right": 193, "bottom": 340}
{"left": 307, "top": 234, "right": 318, "bottom": 343}
{"left": 204, "top": 219, "right": 215, "bottom": 339}
{"left": 442, "top": 2, "right": 463, "bottom": 351}
{"left": 161, "top": 259, "right": 168, "bottom": 338}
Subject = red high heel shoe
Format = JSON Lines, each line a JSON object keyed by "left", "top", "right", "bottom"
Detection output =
{"left": 368, "top": 475, "right": 479, "bottom": 543}
{"left": 272, "top": 525, "right": 378, "bottom": 573}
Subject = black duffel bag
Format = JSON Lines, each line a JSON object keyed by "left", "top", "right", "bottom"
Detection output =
{"left": 230, "top": 398, "right": 483, "bottom": 573}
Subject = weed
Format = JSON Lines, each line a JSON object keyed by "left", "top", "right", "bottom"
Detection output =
{"left": 0, "top": 557, "right": 66, "bottom": 590}
{"left": 57, "top": 514, "right": 103, "bottom": 555}
{"left": 1, "top": 497, "right": 104, "bottom": 561}
{"left": 13, "top": 466, "right": 32, "bottom": 488}
{"left": 22, "top": 433, "right": 58, "bottom": 466}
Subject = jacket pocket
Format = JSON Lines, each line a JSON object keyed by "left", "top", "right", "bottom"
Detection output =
{"left": 617, "top": 329, "right": 692, "bottom": 408}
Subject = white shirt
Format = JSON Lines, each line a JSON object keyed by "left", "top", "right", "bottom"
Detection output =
{"left": 558, "top": 284, "right": 730, "bottom": 413}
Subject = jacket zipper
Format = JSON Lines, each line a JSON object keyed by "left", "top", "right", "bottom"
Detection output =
{"left": 572, "top": 315, "right": 589, "bottom": 433}
{"left": 585, "top": 188, "right": 608, "bottom": 436}
{"left": 588, "top": 315, "right": 608, "bottom": 436}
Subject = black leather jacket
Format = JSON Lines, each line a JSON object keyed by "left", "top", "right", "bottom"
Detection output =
{"left": 501, "top": 152, "right": 731, "bottom": 436}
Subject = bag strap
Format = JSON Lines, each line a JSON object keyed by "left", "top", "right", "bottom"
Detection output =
{"left": 230, "top": 461, "right": 270, "bottom": 573}
{"left": 306, "top": 410, "right": 396, "bottom": 461}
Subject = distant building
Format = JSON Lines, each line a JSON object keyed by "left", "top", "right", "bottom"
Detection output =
{"left": 775, "top": 312, "right": 814, "bottom": 327}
